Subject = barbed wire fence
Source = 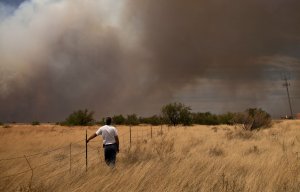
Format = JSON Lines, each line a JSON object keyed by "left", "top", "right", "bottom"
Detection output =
{"left": 0, "top": 125, "right": 169, "bottom": 191}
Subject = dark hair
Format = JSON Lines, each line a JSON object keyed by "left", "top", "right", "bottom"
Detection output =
{"left": 105, "top": 117, "right": 112, "bottom": 125}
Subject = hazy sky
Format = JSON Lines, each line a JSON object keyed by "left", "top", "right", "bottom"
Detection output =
{"left": 0, "top": 0, "right": 299, "bottom": 122}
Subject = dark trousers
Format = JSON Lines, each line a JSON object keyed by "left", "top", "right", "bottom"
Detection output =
{"left": 104, "top": 144, "right": 117, "bottom": 167}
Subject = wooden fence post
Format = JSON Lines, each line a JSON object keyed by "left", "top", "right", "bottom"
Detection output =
{"left": 151, "top": 126, "right": 153, "bottom": 139}
{"left": 24, "top": 155, "right": 33, "bottom": 189}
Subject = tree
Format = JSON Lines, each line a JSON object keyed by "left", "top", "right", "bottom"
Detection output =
{"left": 63, "top": 109, "right": 94, "bottom": 126}
{"left": 161, "top": 102, "right": 192, "bottom": 126}
{"left": 180, "top": 107, "right": 192, "bottom": 126}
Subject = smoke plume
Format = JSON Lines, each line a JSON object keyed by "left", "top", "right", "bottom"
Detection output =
{"left": 0, "top": 0, "right": 299, "bottom": 122}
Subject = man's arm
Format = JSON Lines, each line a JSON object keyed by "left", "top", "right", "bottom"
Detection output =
{"left": 115, "top": 135, "right": 119, "bottom": 153}
{"left": 87, "top": 133, "right": 97, "bottom": 143}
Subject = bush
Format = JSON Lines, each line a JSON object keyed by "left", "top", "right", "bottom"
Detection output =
{"left": 125, "top": 114, "right": 140, "bottom": 125}
{"left": 0, "top": 122, "right": 3, "bottom": 126}
{"left": 161, "top": 102, "right": 192, "bottom": 126}
{"left": 139, "top": 115, "right": 162, "bottom": 125}
{"left": 218, "top": 112, "right": 235, "bottom": 125}
{"left": 233, "top": 108, "right": 271, "bottom": 130}
{"left": 112, "top": 115, "right": 126, "bottom": 125}
{"left": 31, "top": 121, "right": 40, "bottom": 126}
{"left": 63, "top": 109, "right": 94, "bottom": 126}
{"left": 192, "top": 112, "right": 219, "bottom": 125}
{"left": 3, "top": 124, "right": 11, "bottom": 128}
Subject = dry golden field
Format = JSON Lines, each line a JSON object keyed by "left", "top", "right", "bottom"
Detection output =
{"left": 1, "top": 120, "right": 300, "bottom": 192}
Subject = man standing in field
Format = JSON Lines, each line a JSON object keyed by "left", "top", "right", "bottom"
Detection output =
{"left": 87, "top": 117, "right": 119, "bottom": 167}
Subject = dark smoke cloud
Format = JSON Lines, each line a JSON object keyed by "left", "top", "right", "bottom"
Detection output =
{"left": 124, "top": 0, "right": 300, "bottom": 115}
{"left": 127, "top": 0, "right": 300, "bottom": 81}
{"left": 0, "top": 0, "right": 299, "bottom": 122}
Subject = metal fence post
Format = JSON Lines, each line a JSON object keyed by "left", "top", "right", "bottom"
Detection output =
{"left": 136, "top": 126, "right": 138, "bottom": 141}
{"left": 69, "top": 143, "right": 72, "bottom": 172}
{"left": 130, "top": 126, "right": 132, "bottom": 147}
{"left": 85, "top": 129, "right": 87, "bottom": 172}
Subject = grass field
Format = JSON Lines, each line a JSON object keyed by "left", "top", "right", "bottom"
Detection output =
{"left": 1, "top": 120, "right": 300, "bottom": 191}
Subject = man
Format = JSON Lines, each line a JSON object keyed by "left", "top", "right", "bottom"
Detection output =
{"left": 87, "top": 117, "right": 119, "bottom": 167}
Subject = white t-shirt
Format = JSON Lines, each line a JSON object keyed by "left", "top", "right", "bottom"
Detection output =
{"left": 95, "top": 125, "right": 118, "bottom": 145}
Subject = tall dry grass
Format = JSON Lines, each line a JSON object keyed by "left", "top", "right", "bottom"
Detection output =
{"left": 0, "top": 121, "right": 300, "bottom": 191}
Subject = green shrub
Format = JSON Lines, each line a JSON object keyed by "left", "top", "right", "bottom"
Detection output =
{"left": 113, "top": 115, "right": 126, "bottom": 125}
{"left": 192, "top": 112, "right": 220, "bottom": 125}
{"left": 139, "top": 115, "right": 162, "bottom": 125}
{"left": 125, "top": 114, "right": 140, "bottom": 125}
{"left": 31, "top": 121, "right": 40, "bottom": 126}
{"left": 63, "top": 109, "right": 94, "bottom": 126}
{"left": 218, "top": 112, "right": 235, "bottom": 125}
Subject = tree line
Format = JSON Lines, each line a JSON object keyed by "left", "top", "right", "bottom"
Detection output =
{"left": 60, "top": 102, "right": 271, "bottom": 130}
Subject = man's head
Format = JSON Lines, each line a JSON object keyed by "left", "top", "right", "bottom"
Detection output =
{"left": 105, "top": 117, "right": 112, "bottom": 125}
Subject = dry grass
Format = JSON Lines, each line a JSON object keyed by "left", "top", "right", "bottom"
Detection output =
{"left": 0, "top": 121, "right": 300, "bottom": 191}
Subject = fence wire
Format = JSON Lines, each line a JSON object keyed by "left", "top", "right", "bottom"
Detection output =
{"left": 0, "top": 125, "right": 166, "bottom": 188}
